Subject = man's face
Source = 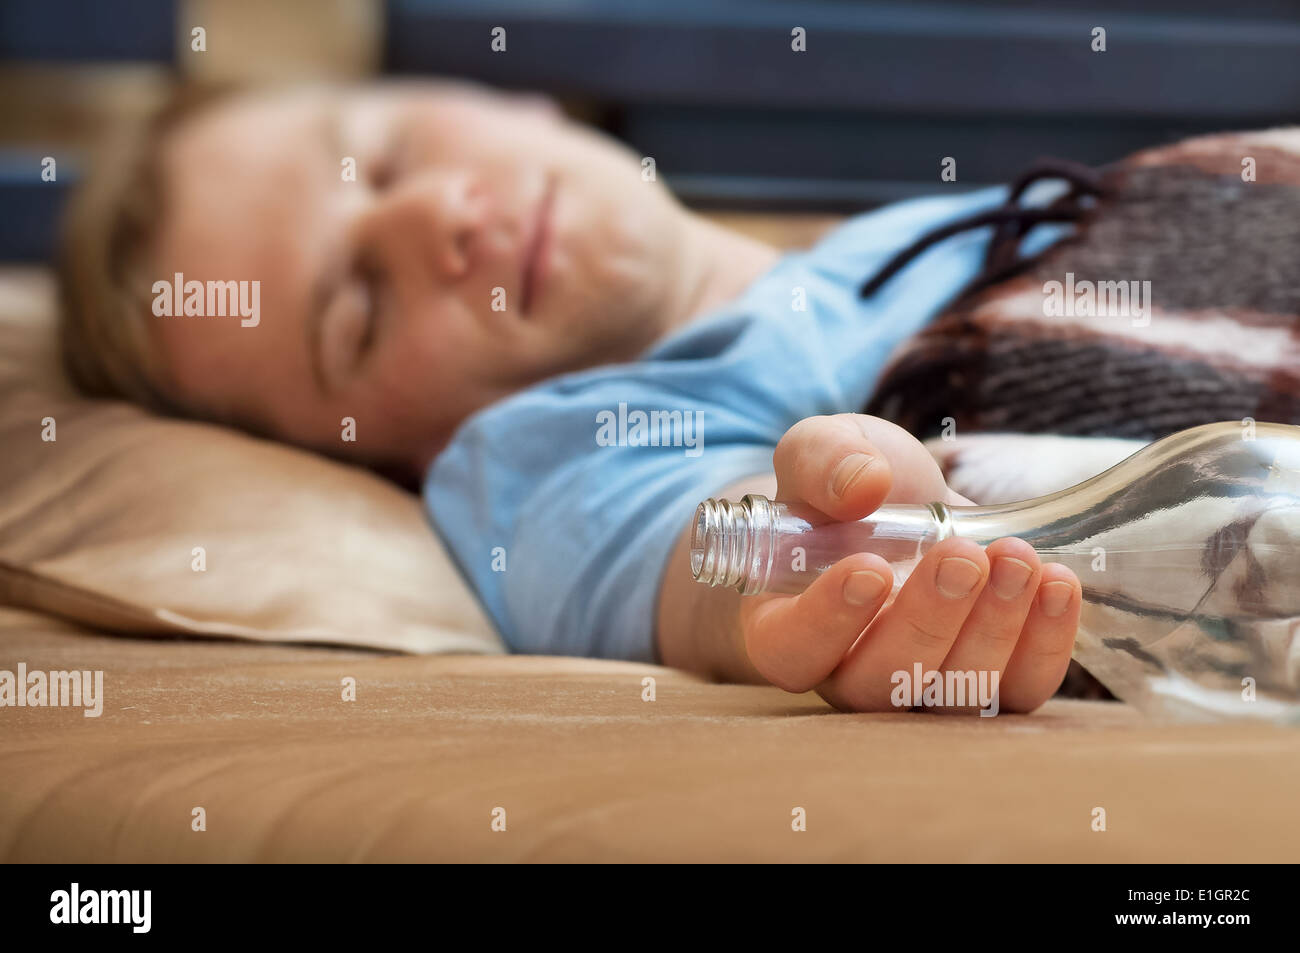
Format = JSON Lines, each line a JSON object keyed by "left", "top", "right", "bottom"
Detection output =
{"left": 151, "top": 81, "right": 689, "bottom": 475}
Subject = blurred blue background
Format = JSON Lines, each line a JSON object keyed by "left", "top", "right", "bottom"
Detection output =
{"left": 3, "top": 0, "right": 1299, "bottom": 260}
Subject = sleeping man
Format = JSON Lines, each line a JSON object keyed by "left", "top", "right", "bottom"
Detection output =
{"left": 58, "top": 80, "right": 1084, "bottom": 713}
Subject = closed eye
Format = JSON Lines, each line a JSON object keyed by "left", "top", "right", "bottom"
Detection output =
{"left": 352, "top": 253, "right": 388, "bottom": 367}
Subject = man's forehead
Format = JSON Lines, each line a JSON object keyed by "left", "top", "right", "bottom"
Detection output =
{"left": 152, "top": 93, "right": 329, "bottom": 428}
{"left": 163, "top": 96, "right": 326, "bottom": 249}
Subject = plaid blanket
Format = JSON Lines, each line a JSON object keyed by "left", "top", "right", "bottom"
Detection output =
{"left": 864, "top": 129, "right": 1300, "bottom": 504}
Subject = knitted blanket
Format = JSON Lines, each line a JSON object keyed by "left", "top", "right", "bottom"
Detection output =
{"left": 864, "top": 129, "right": 1300, "bottom": 506}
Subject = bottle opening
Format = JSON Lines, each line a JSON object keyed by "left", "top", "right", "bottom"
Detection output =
{"left": 689, "top": 503, "right": 709, "bottom": 580}
{"left": 690, "top": 497, "right": 753, "bottom": 590}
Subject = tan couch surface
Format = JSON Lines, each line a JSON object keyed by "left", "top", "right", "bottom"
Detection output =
{"left": 4, "top": 606, "right": 1299, "bottom": 863}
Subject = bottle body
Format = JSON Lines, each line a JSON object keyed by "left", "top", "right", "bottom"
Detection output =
{"left": 692, "top": 422, "right": 1300, "bottom": 723}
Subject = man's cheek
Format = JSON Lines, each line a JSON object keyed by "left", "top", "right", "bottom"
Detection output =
{"left": 377, "top": 354, "right": 451, "bottom": 424}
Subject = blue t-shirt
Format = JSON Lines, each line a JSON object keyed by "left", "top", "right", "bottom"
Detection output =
{"left": 424, "top": 185, "right": 1067, "bottom": 661}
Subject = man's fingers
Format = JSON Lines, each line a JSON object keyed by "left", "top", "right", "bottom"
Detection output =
{"left": 772, "top": 415, "right": 893, "bottom": 521}
{"left": 772, "top": 414, "right": 961, "bottom": 522}
{"left": 938, "top": 538, "right": 1042, "bottom": 676}
{"left": 997, "top": 565, "right": 1082, "bottom": 713}
{"left": 741, "top": 552, "right": 894, "bottom": 693}
{"left": 819, "top": 537, "right": 990, "bottom": 711}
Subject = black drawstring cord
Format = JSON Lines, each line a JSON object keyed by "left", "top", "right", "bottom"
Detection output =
{"left": 859, "top": 158, "right": 1110, "bottom": 301}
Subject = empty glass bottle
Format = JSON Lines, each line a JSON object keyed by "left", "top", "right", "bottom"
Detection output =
{"left": 692, "top": 422, "right": 1300, "bottom": 722}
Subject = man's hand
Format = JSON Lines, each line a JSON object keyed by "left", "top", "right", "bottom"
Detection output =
{"left": 739, "top": 414, "right": 1080, "bottom": 713}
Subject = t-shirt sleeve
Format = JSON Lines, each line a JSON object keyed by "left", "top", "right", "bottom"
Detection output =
{"left": 425, "top": 377, "right": 778, "bottom": 661}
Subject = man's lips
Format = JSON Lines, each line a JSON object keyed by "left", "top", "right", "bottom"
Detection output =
{"left": 521, "top": 177, "right": 555, "bottom": 316}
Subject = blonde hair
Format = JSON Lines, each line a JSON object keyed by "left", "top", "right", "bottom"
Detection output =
{"left": 58, "top": 83, "right": 236, "bottom": 414}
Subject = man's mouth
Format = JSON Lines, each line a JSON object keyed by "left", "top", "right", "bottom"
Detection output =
{"left": 521, "top": 177, "right": 556, "bottom": 316}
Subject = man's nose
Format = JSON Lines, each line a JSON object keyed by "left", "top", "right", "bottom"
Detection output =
{"left": 362, "top": 169, "right": 488, "bottom": 281}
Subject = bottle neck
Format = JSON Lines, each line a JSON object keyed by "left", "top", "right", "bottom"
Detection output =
{"left": 691, "top": 494, "right": 1088, "bottom": 595}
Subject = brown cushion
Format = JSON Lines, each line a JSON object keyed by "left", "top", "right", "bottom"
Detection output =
{"left": 0, "top": 266, "right": 501, "bottom": 654}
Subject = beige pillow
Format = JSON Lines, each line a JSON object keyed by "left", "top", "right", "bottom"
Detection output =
{"left": 0, "top": 266, "right": 502, "bottom": 654}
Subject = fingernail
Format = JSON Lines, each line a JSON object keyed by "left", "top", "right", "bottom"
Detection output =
{"left": 842, "top": 570, "right": 887, "bottom": 607}
{"left": 935, "top": 557, "right": 982, "bottom": 599}
{"left": 829, "top": 453, "right": 873, "bottom": 500}
{"left": 1039, "top": 581, "right": 1074, "bottom": 618}
{"left": 989, "top": 557, "right": 1033, "bottom": 600}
